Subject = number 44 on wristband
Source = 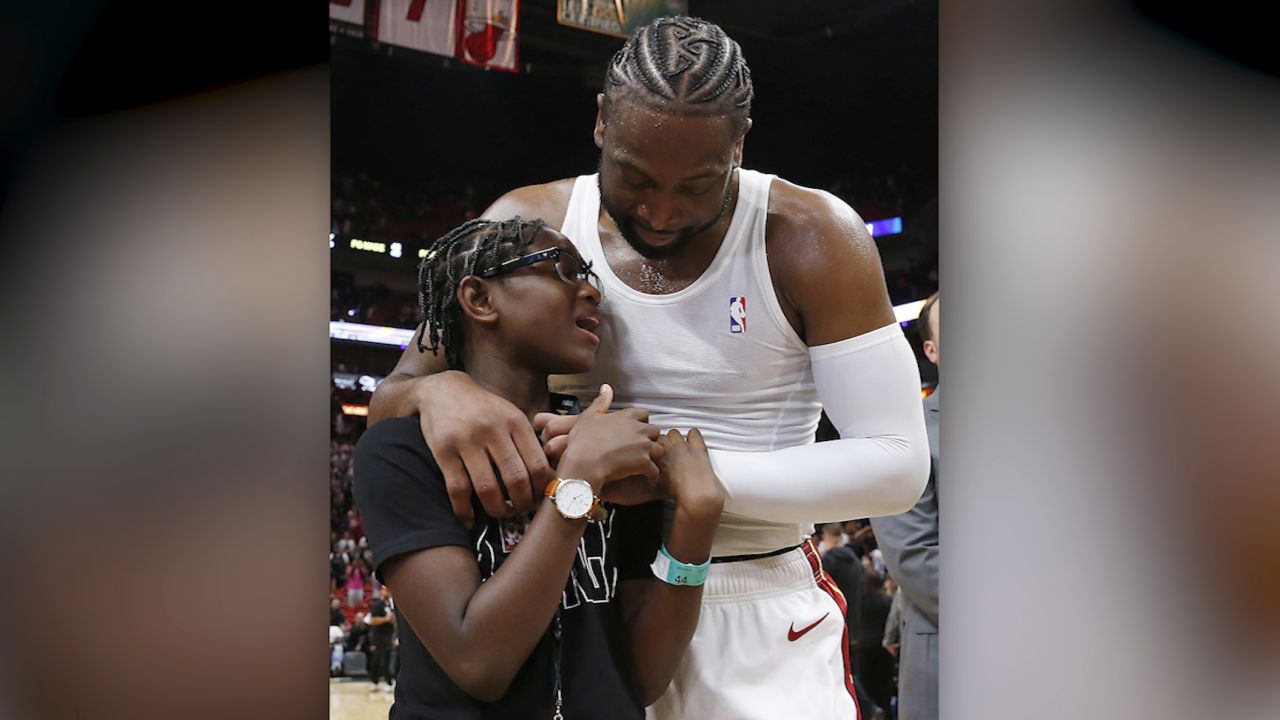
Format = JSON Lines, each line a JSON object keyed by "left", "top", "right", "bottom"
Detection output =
{"left": 650, "top": 546, "right": 710, "bottom": 587}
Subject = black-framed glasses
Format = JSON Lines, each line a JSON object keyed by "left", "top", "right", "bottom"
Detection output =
{"left": 479, "top": 247, "right": 600, "bottom": 293}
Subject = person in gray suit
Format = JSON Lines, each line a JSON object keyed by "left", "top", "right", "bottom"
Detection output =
{"left": 871, "top": 293, "right": 940, "bottom": 720}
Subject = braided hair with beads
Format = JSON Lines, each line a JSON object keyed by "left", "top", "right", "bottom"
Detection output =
{"left": 603, "top": 16, "right": 754, "bottom": 133}
{"left": 415, "top": 216, "right": 545, "bottom": 370}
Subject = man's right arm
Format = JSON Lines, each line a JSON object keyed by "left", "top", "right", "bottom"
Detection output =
{"left": 366, "top": 326, "right": 450, "bottom": 426}
{"left": 368, "top": 344, "right": 551, "bottom": 524}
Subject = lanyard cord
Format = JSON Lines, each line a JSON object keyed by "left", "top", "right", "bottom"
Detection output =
{"left": 551, "top": 607, "right": 564, "bottom": 720}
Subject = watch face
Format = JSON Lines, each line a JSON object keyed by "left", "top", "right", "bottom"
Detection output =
{"left": 556, "top": 480, "right": 594, "bottom": 518}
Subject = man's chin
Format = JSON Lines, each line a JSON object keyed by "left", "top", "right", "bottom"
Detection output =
{"left": 618, "top": 224, "right": 692, "bottom": 260}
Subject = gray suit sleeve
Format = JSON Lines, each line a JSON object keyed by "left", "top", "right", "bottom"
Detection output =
{"left": 871, "top": 469, "right": 939, "bottom": 626}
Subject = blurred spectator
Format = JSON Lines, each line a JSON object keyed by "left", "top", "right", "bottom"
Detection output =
{"left": 884, "top": 576, "right": 904, "bottom": 658}
{"left": 331, "top": 545, "right": 348, "bottom": 596}
{"left": 330, "top": 623, "right": 346, "bottom": 677}
{"left": 365, "top": 547, "right": 381, "bottom": 599}
{"left": 366, "top": 585, "right": 397, "bottom": 693}
{"left": 346, "top": 509, "right": 364, "bottom": 540}
{"left": 869, "top": 546, "right": 887, "bottom": 578}
{"left": 329, "top": 370, "right": 383, "bottom": 677}
{"left": 822, "top": 521, "right": 884, "bottom": 719}
{"left": 346, "top": 560, "right": 366, "bottom": 609}
{"left": 822, "top": 524, "right": 866, "bottom": 650}
{"left": 871, "top": 293, "right": 941, "bottom": 720}
{"left": 329, "top": 597, "right": 349, "bottom": 676}
{"left": 843, "top": 519, "right": 878, "bottom": 559}
{"left": 818, "top": 522, "right": 847, "bottom": 556}
{"left": 860, "top": 572, "right": 898, "bottom": 716}
{"left": 330, "top": 597, "right": 346, "bottom": 628}
{"left": 346, "top": 611, "right": 369, "bottom": 656}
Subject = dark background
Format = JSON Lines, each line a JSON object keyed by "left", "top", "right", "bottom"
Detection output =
{"left": 332, "top": 0, "right": 938, "bottom": 197}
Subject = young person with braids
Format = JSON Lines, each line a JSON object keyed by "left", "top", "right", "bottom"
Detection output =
{"left": 368, "top": 16, "right": 930, "bottom": 719}
{"left": 354, "top": 217, "right": 726, "bottom": 719}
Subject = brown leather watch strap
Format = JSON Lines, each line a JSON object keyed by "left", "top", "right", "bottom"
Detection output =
{"left": 543, "top": 477, "right": 562, "bottom": 499}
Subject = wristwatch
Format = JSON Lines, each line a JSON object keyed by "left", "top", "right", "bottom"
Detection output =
{"left": 544, "top": 478, "right": 607, "bottom": 522}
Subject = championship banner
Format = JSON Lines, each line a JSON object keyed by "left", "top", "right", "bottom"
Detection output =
{"left": 456, "top": 0, "right": 520, "bottom": 71}
{"left": 557, "top": 0, "right": 686, "bottom": 38}
{"left": 374, "top": 0, "right": 458, "bottom": 58}
{"left": 329, "top": 0, "right": 367, "bottom": 25}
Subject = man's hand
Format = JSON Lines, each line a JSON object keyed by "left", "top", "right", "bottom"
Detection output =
{"left": 414, "top": 371, "right": 553, "bottom": 526}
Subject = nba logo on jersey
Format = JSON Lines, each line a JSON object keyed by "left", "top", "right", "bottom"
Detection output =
{"left": 729, "top": 296, "right": 746, "bottom": 333}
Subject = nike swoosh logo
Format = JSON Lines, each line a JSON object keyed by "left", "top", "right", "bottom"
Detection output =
{"left": 787, "top": 612, "right": 830, "bottom": 641}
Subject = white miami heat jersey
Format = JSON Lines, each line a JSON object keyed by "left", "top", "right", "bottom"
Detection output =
{"left": 552, "top": 169, "right": 822, "bottom": 556}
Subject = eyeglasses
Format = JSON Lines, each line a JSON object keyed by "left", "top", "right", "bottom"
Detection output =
{"left": 479, "top": 247, "right": 600, "bottom": 293}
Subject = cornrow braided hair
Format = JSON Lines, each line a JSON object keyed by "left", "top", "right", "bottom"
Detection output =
{"left": 415, "top": 216, "right": 544, "bottom": 370}
{"left": 604, "top": 15, "right": 753, "bottom": 130}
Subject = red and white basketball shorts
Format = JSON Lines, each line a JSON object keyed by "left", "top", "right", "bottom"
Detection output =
{"left": 646, "top": 541, "right": 859, "bottom": 720}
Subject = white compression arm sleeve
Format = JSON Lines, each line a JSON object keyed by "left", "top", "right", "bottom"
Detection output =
{"left": 708, "top": 322, "right": 931, "bottom": 523}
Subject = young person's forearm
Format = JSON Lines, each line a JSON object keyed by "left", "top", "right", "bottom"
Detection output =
{"left": 396, "top": 497, "right": 585, "bottom": 702}
{"left": 445, "top": 454, "right": 604, "bottom": 700}
{"left": 449, "top": 497, "right": 586, "bottom": 700}
{"left": 626, "top": 501, "right": 721, "bottom": 705}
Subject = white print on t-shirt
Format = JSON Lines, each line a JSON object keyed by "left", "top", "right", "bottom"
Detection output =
{"left": 475, "top": 523, "right": 496, "bottom": 575}
{"left": 562, "top": 508, "right": 617, "bottom": 609}
{"left": 473, "top": 507, "right": 619, "bottom": 609}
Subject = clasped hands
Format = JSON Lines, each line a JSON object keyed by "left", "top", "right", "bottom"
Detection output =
{"left": 420, "top": 375, "right": 720, "bottom": 527}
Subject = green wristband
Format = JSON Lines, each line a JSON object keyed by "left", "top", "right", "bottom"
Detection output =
{"left": 650, "top": 545, "right": 711, "bottom": 587}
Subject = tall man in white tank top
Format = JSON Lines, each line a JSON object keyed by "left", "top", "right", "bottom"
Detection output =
{"left": 370, "top": 16, "right": 930, "bottom": 720}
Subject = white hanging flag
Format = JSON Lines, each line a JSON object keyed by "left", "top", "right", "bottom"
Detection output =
{"left": 374, "top": 0, "right": 458, "bottom": 58}
{"left": 457, "top": 0, "right": 519, "bottom": 72}
{"left": 329, "top": 0, "right": 367, "bottom": 25}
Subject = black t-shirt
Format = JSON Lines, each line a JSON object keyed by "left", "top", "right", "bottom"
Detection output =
{"left": 354, "top": 415, "right": 663, "bottom": 720}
